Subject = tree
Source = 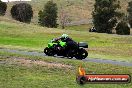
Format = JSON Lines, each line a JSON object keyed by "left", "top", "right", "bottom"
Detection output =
{"left": 115, "top": 21, "right": 130, "bottom": 35}
{"left": 38, "top": 1, "right": 58, "bottom": 28}
{"left": 11, "top": 3, "right": 33, "bottom": 23}
{"left": 92, "top": 0, "right": 123, "bottom": 33}
{"left": 58, "top": 1, "right": 73, "bottom": 29}
{"left": 0, "top": 0, "right": 7, "bottom": 16}
{"left": 127, "top": 1, "right": 132, "bottom": 27}
{"left": 59, "top": 6, "right": 71, "bottom": 29}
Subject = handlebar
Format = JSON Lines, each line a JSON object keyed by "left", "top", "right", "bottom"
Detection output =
{"left": 51, "top": 39, "right": 59, "bottom": 43}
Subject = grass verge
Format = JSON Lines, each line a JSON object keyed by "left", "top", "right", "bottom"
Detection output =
{"left": 0, "top": 21, "right": 132, "bottom": 62}
{"left": 0, "top": 51, "right": 132, "bottom": 88}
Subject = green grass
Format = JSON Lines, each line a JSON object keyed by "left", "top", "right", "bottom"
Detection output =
{"left": 0, "top": 51, "right": 132, "bottom": 88}
{"left": 0, "top": 1, "right": 131, "bottom": 88}
{"left": 0, "top": 21, "right": 132, "bottom": 62}
{"left": 65, "top": 24, "right": 93, "bottom": 31}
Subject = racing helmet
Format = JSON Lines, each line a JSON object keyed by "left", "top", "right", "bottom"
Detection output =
{"left": 61, "top": 34, "right": 68, "bottom": 38}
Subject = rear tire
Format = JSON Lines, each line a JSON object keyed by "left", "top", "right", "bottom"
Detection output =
{"left": 75, "top": 49, "right": 88, "bottom": 60}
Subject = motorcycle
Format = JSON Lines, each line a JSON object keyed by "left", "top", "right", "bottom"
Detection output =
{"left": 44, "top": 39, "right": 88, "bottom": 60}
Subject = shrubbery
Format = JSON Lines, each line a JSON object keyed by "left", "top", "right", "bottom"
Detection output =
{"left": 115, "top": 21, "right": 130, "bottom": 35}
{"left": 0, "top": 0, "right": 7, "bottom": 16}
{"left": 11, "top": 3, "right": 33, "bottom": 23}
{"left": 38, "top": 1, "right": 58, "bottom": 28}
{"left": 92, "top": 0, "right": 122, "bottom": 34}
{"left": 127, "top": 1, "right": 132, "bottom": 27}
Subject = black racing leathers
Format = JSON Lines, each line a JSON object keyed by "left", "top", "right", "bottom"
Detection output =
{"left": 54, "top": 37, "right": 78, "bottom": 50}
{"left": 60, "top": 37, "right": 78, "bottom": 50}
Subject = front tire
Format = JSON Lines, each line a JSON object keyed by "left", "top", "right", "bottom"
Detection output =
{"left": 44, "top": 47, "right": 55, "bottom": 56}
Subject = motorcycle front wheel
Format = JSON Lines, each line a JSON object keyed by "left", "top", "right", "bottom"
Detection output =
{"left": 44, "top": 47, "right": 55, "bottom": 56}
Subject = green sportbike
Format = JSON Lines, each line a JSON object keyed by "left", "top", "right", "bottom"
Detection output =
{"left": 44, "top": 39, "right": 88, "bottom": 60}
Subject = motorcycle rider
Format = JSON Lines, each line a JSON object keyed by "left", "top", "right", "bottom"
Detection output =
{"left": 44, "top": 34, "right": 88, "bottom": 59}
{"left": 53, "top": 34, "right": 78, "bottom": 50}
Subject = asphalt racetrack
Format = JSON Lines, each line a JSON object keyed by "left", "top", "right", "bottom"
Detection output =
{"left": 0, "top": 48, "right": 132, "bottom": 67}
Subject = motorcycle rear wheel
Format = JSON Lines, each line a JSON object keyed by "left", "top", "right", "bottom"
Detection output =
{"left": 75, "top": 49, "right": 88, "bottom": 60}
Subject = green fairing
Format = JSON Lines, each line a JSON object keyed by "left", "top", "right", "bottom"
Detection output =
{"left": 59, "top": 41, "right": 66, "bottom": 47}
{"left": 48, "top": 43, "right": 57, "bottom": 48}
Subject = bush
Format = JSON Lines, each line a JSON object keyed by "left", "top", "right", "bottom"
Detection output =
{"left": 127, "top": 1, "right": 132, "bottom": 27}
{"left": 115, "top": 21, "right": 130, "bottom": 35}
{"left": 92, "top": 0, "right": 122, "bottom": 34}
{"left": 0, "top": 0, "right": 7, "bottom": 16}
{"left": 11, "top": 3, "right": 33, "bottom": 23}
{"left": 38, "top": 1, "right": 58, "bottom": 28}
